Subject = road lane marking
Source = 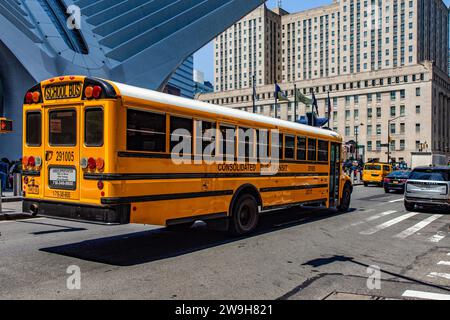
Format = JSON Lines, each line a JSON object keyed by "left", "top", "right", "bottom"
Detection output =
{"left": 427, "top": 232, "right": 446, "bottom": 243}
{"left": 389, "top": 198, "right": 404, "bottom": 203}
{"left": 427, "top": 272, "right": 450, "bottom": 280}
{"left": 393, "top": 215, "right": 443, "bottom": 239}
{"left": 437, "top": 261, "right": 450, "bottom": 266}
{"left": 402, "top": 290, "right": 450, "bottom": 300}
{"left": 359, "top": 212, "right": 420, "bottom": 235}
{"left": 348, "top": 210, "right": 397, "bottom": 228}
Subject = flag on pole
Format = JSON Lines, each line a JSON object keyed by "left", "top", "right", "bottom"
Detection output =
{"left": 295, "top": 89, "right": 312, "bottom": 105}
{"left": 275, "top": 83, "right": 289, "bottom": 102}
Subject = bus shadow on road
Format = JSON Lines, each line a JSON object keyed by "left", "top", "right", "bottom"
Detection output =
{"left": 40, "top": 206, "right": 353, "bottom": 266}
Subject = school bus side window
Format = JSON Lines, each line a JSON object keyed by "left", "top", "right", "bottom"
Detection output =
{"left": 127, "top": 109, "right": 166, "bottom": 152}
{"left": 307, "top": 138, "right": 317, "bottom": 161}
{"left": 170, "top": 116, "right": 193, "bottom": 155}
{"left": 318, "top": 140, "right": 329, "bottom": 162}
{"left": 284, "top": 135, "right": 295, "bottom": 159}
{"left": 296, "top": 136, "right": 306, "bottom": 160}
{"left": 85, "top": 108, "right": 104, "bottom": 147}
{"left": 26, "top": 111, "right": 42, "bottom": 147}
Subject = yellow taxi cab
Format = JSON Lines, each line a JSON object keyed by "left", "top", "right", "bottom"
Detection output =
{"left": 362, "top": 162, "right": 393, "bottom": 186}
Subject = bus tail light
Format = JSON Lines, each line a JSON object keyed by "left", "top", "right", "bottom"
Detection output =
{"left": 25, "top": 92, "right": 33, "bottom": 104}
{"left": 96, "top": 158, "right": 104, "bottom": 170}
{"left": 32, "top": 92, "right": 41, "bottom": 103}
{"left": 87, "top": 157, "right": 96, "bottom": 170}
{"left": 22, "top": 156, "right": 29, "bottom": 169}
{"left": 28, "top": 156, "right": 36, "bottom": 167}
{"left": 92, "top": 86, "right": 102, "bottom": 99}
{"left": 97, "top": 180, "right": 104, "bottom": 190}
{"left": 85, "top": 86, "right": 93, "bottom": 99}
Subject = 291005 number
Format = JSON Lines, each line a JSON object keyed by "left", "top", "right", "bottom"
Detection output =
{"left": 56, "top": 151, "right": 75, "bottom": 162}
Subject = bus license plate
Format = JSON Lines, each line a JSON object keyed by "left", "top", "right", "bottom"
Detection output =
{"left": 49, "top": 167, "right": 76, "bottom": 190}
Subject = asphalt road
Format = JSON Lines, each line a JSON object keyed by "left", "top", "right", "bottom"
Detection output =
{"left": 0, "top": 186, "right": 449, "bottom": 300}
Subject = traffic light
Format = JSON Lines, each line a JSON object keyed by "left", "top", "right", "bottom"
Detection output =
{"left": 0, "top": 118, "right": 13, "bottom": 133}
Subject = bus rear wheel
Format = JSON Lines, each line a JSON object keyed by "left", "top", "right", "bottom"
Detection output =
{"left": 338, "top": 184, "right": 352, "bottom": 212}
{"left": 229, "top": 194, "right": 259, "bottom": 236}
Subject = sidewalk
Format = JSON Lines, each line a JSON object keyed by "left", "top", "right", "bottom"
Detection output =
{"left": 0, "top": 191, "right": 23, "bottom": 203}
{"left": 0, "top": 191, "right": 28, "bottom": 220}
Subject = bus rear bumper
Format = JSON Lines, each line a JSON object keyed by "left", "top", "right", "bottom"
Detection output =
{"left": 23, "top": 199, "right": 130, "bottom": 225}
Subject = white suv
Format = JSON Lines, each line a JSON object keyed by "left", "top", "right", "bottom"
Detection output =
{"left": 405, "top": 166, "right": 450, "bottom": 211}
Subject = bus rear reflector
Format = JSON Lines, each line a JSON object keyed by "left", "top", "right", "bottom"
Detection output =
{"left": 97, "top": 180, "right": 104, "bottom": 190}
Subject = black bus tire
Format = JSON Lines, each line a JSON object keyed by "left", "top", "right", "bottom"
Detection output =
{"left": 338, "top": 184, "right": 352, "bottom": 212}
{"left": 229, "top": 194, "right": 259, "bottom": 236}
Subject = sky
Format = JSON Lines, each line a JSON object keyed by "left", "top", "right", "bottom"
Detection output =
{"left": 193, "top": 0, "right": 450, "bottom": 83}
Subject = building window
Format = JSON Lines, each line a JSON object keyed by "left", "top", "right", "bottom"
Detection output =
{"left": 415, "top": 123, "right": 421, "bottom": 133}
{"left": 367, "top": 141, "right": 372, "bottom": 151}
{"left": 390, "top": 106, "right": 396, "bottom": 117}
{"left": 400, "top": 140, "right": 405, "bottom": 150}
{"left": 376, "top": 124, "right": 382, "bottom": 135}
{"left": 390, "top": 123, "right": 396, "bottom": 134}
{"left": 416, "top": 88, "right": 421, "bottom": 96}
{"left": 416, "top": 105, "right": 421, "bottom": 114}
{"left": 376, "top": 107, "right": 381, "bottom": 118}
{"left": 400, "top": 105, "right": 405, "bottom": 116}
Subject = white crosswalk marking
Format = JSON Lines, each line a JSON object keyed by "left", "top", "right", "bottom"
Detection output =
{"left": 348, "top": 210, "right": 397, "bottom": 228}
{"left": 393, "top": 215, "right": 443, "bottom": 239}
{"left": 437, "top": 261, "right": 450, "bottom": 266}
{"left": 360, "top": 212, "right": 420, "bottom": 235}
{"left": 389, "top": 198, "right": 404, "bottom": 203}
{"left": 402, "top": 290, "right": 450, "bottom": 300}
{"left": 427, "top": 232, "right": 446, "bottom": 243}
{"left": 428, "top": 272, "right": 450, "bottom": 280}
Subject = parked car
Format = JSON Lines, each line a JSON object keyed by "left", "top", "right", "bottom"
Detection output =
{"left": 404, "top": 166, "right": 450, "bottom": 211}
{"left": 362, "top": 163, "right": 393, "bottom": 186}
{"left": 383, "top": 170, "right": 410, "bottom": 193}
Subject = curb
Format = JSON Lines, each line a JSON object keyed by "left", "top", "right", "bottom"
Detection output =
{"left": 0, "top": 213, "right": 32, "bottom": 221}
{"left": 0, "top": 197, "right": 23, "bottom": 203}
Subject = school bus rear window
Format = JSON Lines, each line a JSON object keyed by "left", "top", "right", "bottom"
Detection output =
{"left": 26, "top": 111, "right": 41, "bottom": 146}
{"left": 85, "top": 108, "right": 104, "bottom": 147}
{"left": 49, "top": 110, "right": 76, "bottom": 146}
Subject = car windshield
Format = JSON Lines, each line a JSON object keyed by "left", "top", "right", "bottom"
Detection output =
{"left": 365, "top": 165, "right": 381, "bottom": 170}
{"left": 388, "top": 171, "right": 410, "bottom": 178}
{"left": 409, "top": 169, "right": 449, "bottom": 182}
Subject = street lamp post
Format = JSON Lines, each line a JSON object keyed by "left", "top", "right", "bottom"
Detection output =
{"left": 387, "top": 115, "right": 403, "bottom": 164}
{"left": 355, "top": 123, "right": 364, "bottom": 161}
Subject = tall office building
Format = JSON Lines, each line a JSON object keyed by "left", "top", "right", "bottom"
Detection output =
{"left": 214, "top": 0, "right": 448, "bottom": 92}
{"left": 200, "top": 1, "right": 450, "bottom": 165}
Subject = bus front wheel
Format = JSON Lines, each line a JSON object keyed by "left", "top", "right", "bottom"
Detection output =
{"left": 229, "top": 194, "right": 259, "bottom": 236}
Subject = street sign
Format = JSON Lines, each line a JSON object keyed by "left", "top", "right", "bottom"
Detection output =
{"left": 0, "top": 118, "right": 13, "bottom": 133}
{"left": 380, "top": 143, "right": 389, "bottom": 147}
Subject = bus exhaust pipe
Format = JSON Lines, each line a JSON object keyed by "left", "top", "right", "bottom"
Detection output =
{"left": 30, "top": 204, "right": 39, "bottom": 216}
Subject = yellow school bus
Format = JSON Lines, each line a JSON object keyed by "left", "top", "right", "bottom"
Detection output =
{"left": 22, "top": 75, "right": 352, "bottom": 235}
